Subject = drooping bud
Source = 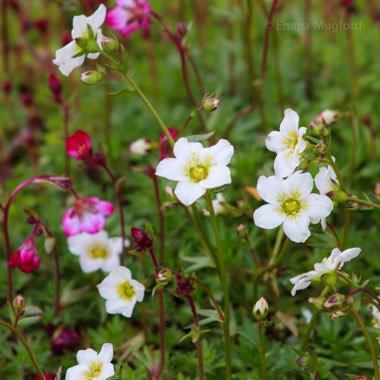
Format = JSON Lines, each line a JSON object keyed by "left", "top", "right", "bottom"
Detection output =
{"left": 202, "top": 96, "right": 220, "bottom": 113}
{"left": 252, "top": 297, "right": 269, "bottom": 321}
{"left": 80, "top": 70, "right": 103, "bottom": 85}
{"left": 131, "top": 227, "right": 153, "bottom": 252}
{"left": 8, "top": 237, "right": 40, "bottom": 273}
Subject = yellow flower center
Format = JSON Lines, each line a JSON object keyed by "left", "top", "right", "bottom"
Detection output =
{"left": 186, "top": 154, "right": 212, "bottom": 183}
{"left": 283, "top": 131, "right": 299, "bottom": 150}
{"left": 117, "top": 280, "right": 136, "bottom": 301}
{"left": 88, "top": 244, "right": 109, "bottom": 259}
{"left": 282, "top": 199, "right": 301, "bottom": 215}
{"left": 83, "top": 361, "right": 103, "bottom": 380}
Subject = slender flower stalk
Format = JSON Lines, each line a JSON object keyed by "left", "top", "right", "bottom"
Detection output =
{"left": 101, "top": 163, "right": 127, "bottom": 265}
{"left": 301, "top": 286, "right": 329, "bottom": 350}
{"left": 258, "top": 321, "right": 266, "bottom": 380}
{"left": 347, "top": 198, "right": 380, "bottom": 210}
{"left": 152, "top": 174, "right": 165, "bottom": 263}
{"left": 2, "top": 175, "right": 71, "bottom": 302}
{"left": 186, "top": 295, "right": 205, "bottom": 380}
{"left": 205, "top": 191, "right": 231, "bottom": 379}
{"left": 350, "top": 307, "right": 380, "bottom": 380}
{"left": 0, "top": 319, "right": 46, "bottom": 380}
{"left": 149, "top": 248, "right": 166, "bottom": 379}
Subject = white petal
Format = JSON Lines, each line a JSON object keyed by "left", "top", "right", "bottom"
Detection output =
{"left": 65, "top": 364, "right": 88, "bottom": 380}
{"left": 87, "top": 4, "right": 107, "bottom": 30}
{"left": 256, "top": 175, "right": 283, "bottom": 205}
{"left": 283, "top": 214, "right": 311, "bottom": 243}
{"left": 109, "top": 237, "right": 124, "bottom": 256}
{"left": 98, "top": 343, "right": 113, "bottom": 363}
{"left": 337, "top": 247, "right": 361, "bottom": 267}
{"left": 253, "top": 204, "right": 286, "bottom": 229}
{"left": 79, "top": 255, "right": 102, "bottom": 273}
{"left": 155, "top": 158, "right": 187, "bottom": 181}
{"left": 173, "top": 137, "right": 203, "bottom": 160}
{"left": 297, "top": 127, "right": 307, "bottom": 153}
{"left": 174, "top": 181, "right": 206, "bottom": 206}
{"left": 284, "top": 171, "right": 313, "bottom": 198}
{"left": 199, "top": 165, "right": 231, "bottom": 189}
{"left": 304, "top": 194, "right": 333, "bottom": 220}
{"left": 274, "top": 151, "right": 299, "bottom": 178}
{"left": 265, "top": 131, "right": 284, "bottom": 153}
{"left": 101, "top": 363, "right": 115, "bottom": 379}
{"left": 111, "top": 266, "right": 132, "bottom": 282}
{"left": 279, "top": 108, "right": 299, "bottom": 135}
{"left": 291, "top": 279, "right": 311, "bottom": 296}
{"left": 67, "top": 234, "right": 88, "bottom": 256}
{"left": 72, "top": 15, "right": 89, "bottom": 39}
{"left": 77, "top": 348, "right": 98, "bottom": 365}
{"left": 131, "top": 280, "right": 145, "bottom": 302}
{"left": 202, "top": 139, "right": 234, "bottom": 165}
{"left": 87, "top": 52, "right": 101, "bottom": 60}
{"left": 121, "top": 301, "right": 136, "bottom": 318}
{"left": 100, "top": 255, "right": 120, "bottom": 273}
{"left": 105, "top": 298, "right": 131, "bottom": 314}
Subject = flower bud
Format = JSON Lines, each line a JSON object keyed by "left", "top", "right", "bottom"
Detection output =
{"left": 252, "top": 297, "right": 269, "bottom": 321}
{"left": 176, "top": 274, "right": 194, "bottom": 298}
{"left": 131, "top": 227, "right": 153, "bottom": 252}
{"left": 80, "top": 70, "right": 103, "bottom": 85}
{"left": 316, "top": 109, "right": 340, "bottom": 124}
{"left": 157, "top": 268, "right": 172, "bottom": 283}
{"left": 101, "top": 36, "right": 119, "bottom": 52}
{"left": 308, "top": 296, "right": 326, "bottom": 310}
{"left": 323, "top": 293, "right": 346, "bottom": 310}
{"left": 129, "top": 138, "right": 151, "bottom": 155}
{"left": 13, "top": 294, "right": 25, "bottom": 311}
{"left": 373, "top": 183, "right": 380, "bottom": 200}
{"left": 236, "top": 224, "right": 248, "bottom": 239}
{"left": 202, "top": 97, "right": 220, "bottom": 113}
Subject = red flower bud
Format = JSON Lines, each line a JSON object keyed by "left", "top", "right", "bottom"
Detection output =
{"left": 33, "top": 372, "right": 55, "bottom": 380}
{"left": 176, "top": 274, "right": 194, "bottom": 298}
{"left": 159, "top": 128, "right": 178, "bottom": 161}
{"left": 8, "top": 237, "right": 40, "bottom": 273}
{"left": 51, "top": 327, "right": 79, "bottom": 354}
{"left": 66, "top": 130, "right": 92, "bottom": 160}
{"left": 131, "top": 227, "right": 153, "bottom": 252}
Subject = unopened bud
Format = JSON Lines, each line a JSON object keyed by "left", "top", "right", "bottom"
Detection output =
{"left": 252, "top": 297, "right": 269, "bottom": 321}
{"left": 157, "top": 268, "right": 172, "bottom": 283}
{"left": 316, "top": 143, "right": 328, "bottom": 156}
{"left": 374, "top": 183, "right": 380, "bottom": 199}
{"left": 202, "top": 97, "right": 220, "bottom": 112}
{"left": 131, "top": 227, "right": 153, "bottom": 252}
{"left": 13, "top": 294, "right": 25, "bottom": 311}
{"left": 323, "top": 293, "right": 346, "bottom": 310}
{"left": 129, "top": 138, "right": 151, "bottom": 155}
{"left": 101, "top": 36, "right": 118, "bottom": 52}
{"left": 80, "top": 70, "right": 103, "bottom": 85}
{"left": 334, "top": 190, "right": 349, "bottom": 203}
{"left": 308, "top": 296, "right": 326, "bottom": 310}
{"left": 236, "top": 224, "right": 248, "bottom": 239}
{"left": 176, "top": 274, "right": 194, "bottom": 298}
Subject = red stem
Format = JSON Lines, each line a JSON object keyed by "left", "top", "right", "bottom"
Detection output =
{"left": 186, "top": 296, "right": 205, "bottom": 380}
{"left": 62, "top": 102, "right": 71, "bottom": 178}
{"left": 101, "top": 164, "right": 127, "bottom": 265}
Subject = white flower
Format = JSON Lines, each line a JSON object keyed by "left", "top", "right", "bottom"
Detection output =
{"left": 155, "top": 137, "right": 234, "bottom": 206}
{"left": 129, "top": 138, "right": 151, "bottom": 155}
{"left": 253, "top": 171, "right": 333, "bottom": 243}
{"left": 97, "top": 266, "right": 145, "bottom": 318}
{"left": 316, "top": 109, "right": 339, "bottom": 124}
{"left": 372, "top": 306, "right": 380, "bottom": 328}
{"left": 203, "top": 193, "right": 226, "bottom": 216}
{"left": 290, "top": 247, "right": 361, "bottom": 296}
{"left": 68, "top": 230, "right": 128, "bottom": 273}
{"left": 315, "top": 165, "right": 339, "bottom": 196}
{"left": 53, "top": 4, "right": 106, "bottom": 76}
{"left": 265, "top": 108, "right": 307, "bottom": 178}
{"left": 65, "top": 343, "right": 114, "bottom": 380}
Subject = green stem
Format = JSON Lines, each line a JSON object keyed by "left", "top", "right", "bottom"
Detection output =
{"left": 205, "top": 191, "right": 231, "bottom": 379}
{"left": 348, "top": 198, "right": 380, "bottom": 210}
{"left": 0, "top": 319, "right": 46, "bottom": 379}
{"left": 258, "top": 321, "right": 267, "bottom": 380}
{"left": 327, "top": 155, "right": 346, "bottom": 192}
{"left": 301, "top": 286, "right": 329, "bottom": 350}
{"left": 351, "top": 307, "right": 379, "bottom": 380}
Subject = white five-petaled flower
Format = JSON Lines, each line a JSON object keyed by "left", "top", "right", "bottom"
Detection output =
{"left": 65, "top": 343, "right": 114, "bottom": 380}
{"left": 315, "top": 165, "right": 339, "bottom": 196}
{"left": 253, "top": 171, "right": 333, "bottom": 243}
{"left": 97, "top": 266, "right": 145, "bottom": 318}
{"left": 53, "top": 4, "right": 106, "bottom": 76}
{"left": 266, "top": 108, "right": 307, "bottom": 178}
{"left": 67, "top": 230, "right": 128, "bottom": 273}
{"left": 155, "top": 137, "right": 234, "bottom": 206}
{"left": 290, "top": 247, "right": 361, "bottom": 296}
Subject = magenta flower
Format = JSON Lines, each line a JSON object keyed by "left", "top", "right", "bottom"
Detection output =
{"left": 8, "top": 237, "right": 41, "bottom": 273}
{"left": 66, "top": 130, "right": 92, "bottom": 160}
{"left": 106, "top": 0, "right": 152, "bottom": 37}
{"left": 62, "top": 197, "right": 115, "bottom": 236}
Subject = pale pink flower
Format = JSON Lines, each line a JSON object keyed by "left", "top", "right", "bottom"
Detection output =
{"left": 106, "top": 0, "right": 152, "bottom": 37}
{"left": 62, "top": 197, "right": 115, "bottom": 236}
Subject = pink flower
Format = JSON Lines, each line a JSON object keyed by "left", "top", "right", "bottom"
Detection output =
{"left": 66, "top": 130, "right": 92, "bottom": 160}
{"left": 106, "top": 0, "right": 152, "bottom": 37}
{"left": 62, "top": 197, "right": 115, "bottom": 236}
{"left": 8, "top": 237, "right": 41, "bottom": 273}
